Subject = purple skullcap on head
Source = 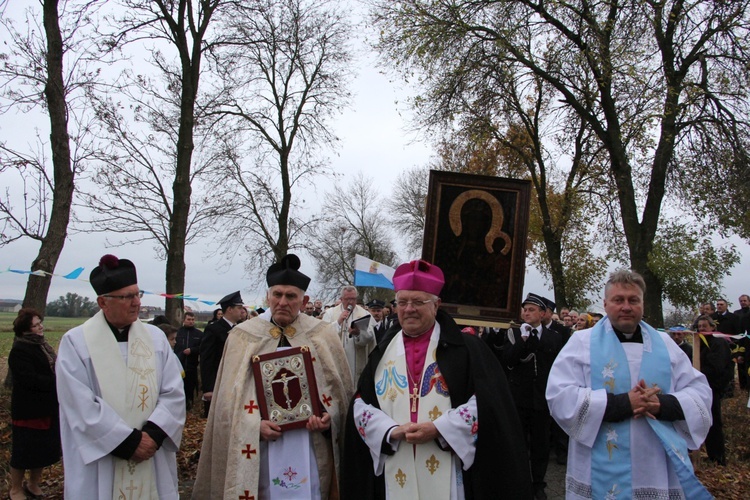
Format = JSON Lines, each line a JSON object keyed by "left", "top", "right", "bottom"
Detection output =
{"left": 90, "top": 254, "right": 138, "bottom": 296}
{"left": 392, "top": 259, "right": 445, "bottom": 296}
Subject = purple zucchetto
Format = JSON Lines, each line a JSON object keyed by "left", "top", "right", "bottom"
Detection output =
{"left": 392, "top": 260, "right": 445, "bottom": 296}
{"left": 90, "top": 254, "right": 138, "bottom": 296}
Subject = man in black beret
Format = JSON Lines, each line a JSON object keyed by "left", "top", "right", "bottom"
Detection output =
{"left": 56, "top": 255, "right": 185, "bottom": 499}
{"left": 193, "top": 255, "right": 353, "bottom": 499}
{"left": 199, "top": 290, "right": 245, "bottom": 418}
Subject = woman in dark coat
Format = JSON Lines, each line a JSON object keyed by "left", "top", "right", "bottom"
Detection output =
{"left": 8, "top": 308, "right": 61, "bottom": 500}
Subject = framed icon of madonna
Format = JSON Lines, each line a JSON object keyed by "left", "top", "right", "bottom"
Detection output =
{"left": 422, "top": 170, "right": 531, "bottom": 324}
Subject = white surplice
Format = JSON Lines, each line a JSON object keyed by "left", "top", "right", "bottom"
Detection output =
{"left": 56, "top": 320, "right": 186, "bottom": 500}
{"left": 546, "top": 327, "right": 712, "bottom": 499}
{"left": 352, "top": 326, "right": 478, "bottom": 500}
{"left": 320, "top": 304, "right": 374, "bottom": 384}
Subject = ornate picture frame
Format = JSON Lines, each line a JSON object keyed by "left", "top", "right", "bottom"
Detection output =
{"left": 422, "top": 170, "right": 531, "bottom": 323}
{"left": 251, "top": 346, "right": 322, "bottom": 431}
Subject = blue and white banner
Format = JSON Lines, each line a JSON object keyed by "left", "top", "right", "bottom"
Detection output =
{"left": 354, "top": 255, "right": 395, "bottom": 289}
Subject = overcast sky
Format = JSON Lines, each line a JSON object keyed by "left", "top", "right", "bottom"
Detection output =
{"left": 0, "top": 1, "right": 747, "bottom": 313}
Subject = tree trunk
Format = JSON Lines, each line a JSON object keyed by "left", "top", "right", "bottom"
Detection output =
{"left": 541, "top": 226, "right": 568, "bottom": 311}
{"left": 23, "top": 0, "right": 75, "bottom": 315}
{"left": 164, "top": 52, "right": 198, "bottom": 326}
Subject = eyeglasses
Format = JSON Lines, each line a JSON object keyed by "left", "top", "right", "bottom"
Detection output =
{"left": 395, "top": 299, "right": 435, "bottom": 308}
{"left": 102, "top": 290, "right": 144, "bottom": 301}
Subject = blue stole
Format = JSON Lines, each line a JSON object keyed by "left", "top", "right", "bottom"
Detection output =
{"left": 590, "top": 318, "right": 712, "bottom": 499}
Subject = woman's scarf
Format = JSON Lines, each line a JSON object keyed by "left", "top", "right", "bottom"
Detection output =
{"left": 17, "top": 332, "right": 57, "bottom": 373}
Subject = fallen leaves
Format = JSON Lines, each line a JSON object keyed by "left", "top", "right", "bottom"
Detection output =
{"left": 1, "top": 382, "right": 749, "bottom": 498}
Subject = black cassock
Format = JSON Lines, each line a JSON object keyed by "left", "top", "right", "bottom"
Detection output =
{"left": 340, "top": 310, "right": 533, "bottom": 499}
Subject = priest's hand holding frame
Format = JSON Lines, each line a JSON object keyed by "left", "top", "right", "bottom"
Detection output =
{"left": 306, "top": 413, "right": 331, "bottom": 432}
{"left": 260, "top": 420, "right": 283, "bottom": 441}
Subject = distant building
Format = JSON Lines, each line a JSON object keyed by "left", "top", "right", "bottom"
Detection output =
{"left": 0, "top": 299, "right": 23, "bottom": 313}
{"left": 139, "top": 305, "right": 165, "bottom": 320}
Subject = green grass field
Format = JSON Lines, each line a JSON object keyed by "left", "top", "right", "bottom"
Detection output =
{"left": 0, "top": 312, "right": 210, "bottom": 358}
{"left": 0, "top": 312, "right": 87, "bottom": 357}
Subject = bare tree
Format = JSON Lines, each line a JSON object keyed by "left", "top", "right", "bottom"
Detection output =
{"left": 88, "top": 0, "right": 226, "bottom": 323}
{"left": 205, "top": 0, "right": 352, "bottom": 277}
{"left": 309, "top": 173, "right": 399, "bottom": 300}
{"left": 80, "top": 86, "right": 219, "bottom": 257}
{"left": 390, "top": 166, "right": 429, "bottom": 256}
{"left": 0, "top": 0, "right": 100, "bottom": 313}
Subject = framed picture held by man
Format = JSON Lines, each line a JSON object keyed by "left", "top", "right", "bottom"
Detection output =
{"left": 422, "top": 170, "right": 531, "bottom": 323}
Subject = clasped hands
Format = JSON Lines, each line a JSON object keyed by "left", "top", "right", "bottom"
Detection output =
{"left": 131, "top": 432, "right": 158, "bottom": 463}
{"left": 390, "top": 421, "right": 439, "bottom": 444}
{"left": 629, "top": 379, "right": 661, "bottom": 419}
{"left": 260, "top": 413, "right": 331, "bottom": 441}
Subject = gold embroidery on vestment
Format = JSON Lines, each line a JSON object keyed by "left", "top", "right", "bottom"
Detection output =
{"left": 429, "top": 406, "right": 442, "bottom": 421}
{"left": 138, "top": 384, "right": 149, "bottom": 411}
{"left": 395, "top": 468, "right": 407, "bottom": 487}
{"left": 269, "top": 325, "right": 297, "bottom": 339}
{"left": 426, "top": 454, "right": 440, "bottom": 474}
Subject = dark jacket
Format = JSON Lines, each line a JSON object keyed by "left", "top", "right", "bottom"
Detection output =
{"left": 200, "top": 318, "right": 233, "bottom": 393}
{"left": 341, "top": 310, "right": 533, "bottom": 499}
{"left": 8, "top": 341, "right": 59, "bottom": 420}
{"left": 175, "top": 325, "right": 203, "bottom": 369}
{"left": 547, "top": 320, "right": 571, "bottom": 340}
{"left": 699, "top": 335, "right": 733, "bottom": 392}
{"left": 503, "top": 324, "right": 566, "bottom": 411}
{"left": 712, "top": 311, "right": 740, "bottom": 335}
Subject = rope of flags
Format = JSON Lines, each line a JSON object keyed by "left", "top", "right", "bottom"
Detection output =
{"left": 1, "top": 266, "right": 221, "bottom": 306}
{"left": 662, "top": 325, "right": 748, "bottom": 340}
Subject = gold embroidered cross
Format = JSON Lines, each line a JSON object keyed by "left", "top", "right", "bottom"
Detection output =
{"left": 426, "top": 454, "right": 440, "bottom": 474}
{"left": 395, "top": 468, "right": 407, "bottom": 487}
{"left": 125, "top": 480, "right": 138, "bottom": 497}
{"left": 410, "top": 384, "right": 419, "bottom": 413}
{"left": 428, "top": 406, "right": 442, "bottom": 421}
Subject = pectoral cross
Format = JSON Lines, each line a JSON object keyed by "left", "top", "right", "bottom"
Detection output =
{"left": 410, "top": 383, "right": 419, "bottom": 413}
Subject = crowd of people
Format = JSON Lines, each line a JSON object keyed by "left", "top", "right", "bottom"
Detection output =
{"left": 5, "top": 253, "right": 749, "bottom": 499}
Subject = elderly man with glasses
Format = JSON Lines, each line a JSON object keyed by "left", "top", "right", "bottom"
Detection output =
{"left": 56, "top": 254, "right": 185, "bottom": 499}
{"left": 341, "top": 259, "right": 532, "bottom": 499}
{"left": 320, "top": 284, "right": 375, "bottom": 384}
